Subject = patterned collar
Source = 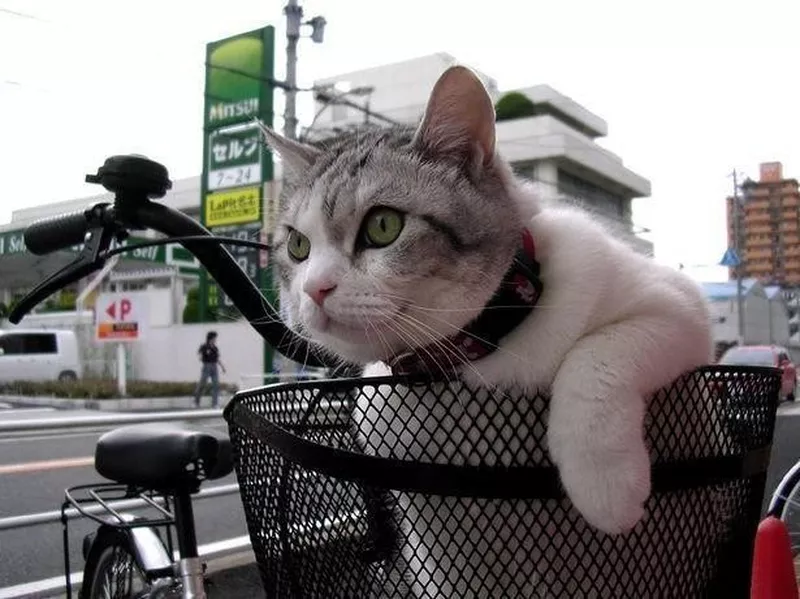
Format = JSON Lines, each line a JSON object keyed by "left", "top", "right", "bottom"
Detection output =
{"left": 388, "top": 228, "right": 543, "bottom": 378}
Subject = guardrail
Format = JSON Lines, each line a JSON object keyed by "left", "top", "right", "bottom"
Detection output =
{"left": 0, "top": 408, "right": 222, "bottom": 433}
{"left": 0, "top": 483, "right": 240, "bottom": 531}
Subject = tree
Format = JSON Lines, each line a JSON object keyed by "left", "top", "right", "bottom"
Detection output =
{"left": 37, "top": 290, "right": 77, "bottom": 313}
{"left": 494, "top": 92, "right": 537, "bottom": 122}
{"left": 183, "top": 287, "right": 202, "bottom": 323}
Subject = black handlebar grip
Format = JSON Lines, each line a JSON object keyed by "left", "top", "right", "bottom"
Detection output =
{"left": 24, "top": 211, "right": 91, "bottom": 255}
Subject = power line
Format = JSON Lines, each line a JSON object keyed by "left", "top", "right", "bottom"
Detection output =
{"left": 313, "top": 90, "right": 400, "bottom": 126}
{"left": 0, "top": 6, "right": 48, "bottom": 21}
{"left": 205, "top": 62, "right": 316, "bottom": 93}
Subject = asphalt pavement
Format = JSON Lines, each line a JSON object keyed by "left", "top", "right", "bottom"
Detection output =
{"left": 0, "top": 401, "right": 257, "bottom": 598}
{"left": 2, "top": 398, "right": 800, "bottom": 598}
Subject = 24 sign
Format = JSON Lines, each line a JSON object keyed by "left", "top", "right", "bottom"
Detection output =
{"left": 207, "top": 125, "right": 263, "bottom": 191}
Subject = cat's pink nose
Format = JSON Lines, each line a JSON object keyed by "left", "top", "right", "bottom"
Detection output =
{"left": 305, "top": 283, "right": 337, "bottom": 306}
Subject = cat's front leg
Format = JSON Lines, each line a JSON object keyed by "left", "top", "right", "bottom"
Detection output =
{"left": 547, "top": 317, "right": 686, "bottom": 535}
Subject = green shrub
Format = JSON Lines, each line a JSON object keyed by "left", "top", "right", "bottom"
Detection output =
{"left": 0, "top": 379, "right": 239, "bottom": 399}
{"left": 183, "top": 287, "right": 201, "bottom": 323}
{"left": 494, "top": 92, "right": 537, "bottom": 122}
{"left": 38, "top": 290, "right": 77, "bottom": 313}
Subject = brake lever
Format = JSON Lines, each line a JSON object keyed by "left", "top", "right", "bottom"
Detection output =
{"left": 8, "top": 222, "right": 120, "bottom": 324}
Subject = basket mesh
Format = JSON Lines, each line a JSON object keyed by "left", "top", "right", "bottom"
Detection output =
{"left": 224, "top": 366, "right": 780, "bottom": 598}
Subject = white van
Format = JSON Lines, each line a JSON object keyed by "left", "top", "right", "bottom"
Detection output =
{"left": 0, "top": 329, "right": 83, "bottom": 382}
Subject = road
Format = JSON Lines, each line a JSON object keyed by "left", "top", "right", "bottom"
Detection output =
{"left": 0, "top": 402, "right": 249, "bottom": 594}
{"left": 2, "top": 400, "right": 800, "bottom": 596}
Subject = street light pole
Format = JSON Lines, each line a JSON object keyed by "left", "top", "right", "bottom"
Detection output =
{"left": 732, "top": 170, "right": 746, "bottom": 344}
{"left": 282, "top": 1, "right": 326, "bottom": 141}
{"left": 283, "top": 0, "right": 302, "bottom": 141}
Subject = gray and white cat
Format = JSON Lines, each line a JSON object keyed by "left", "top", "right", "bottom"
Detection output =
{"left": 259, "top": 66, "right": 714, "bottom": 597}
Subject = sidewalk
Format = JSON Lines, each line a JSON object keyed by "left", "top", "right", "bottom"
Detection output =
{"left": 0, "top": 393, "right": 231, "bottom": 412}
{"left": 34, "top": 552, "right": 264, "bottom": 598}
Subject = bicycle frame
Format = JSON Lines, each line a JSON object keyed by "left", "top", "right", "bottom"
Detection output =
{"left": 767, "top": 459, "right": 800, "bottom": 518}
{"left": 63, "top": 483, "right": 206, "bottom": 599}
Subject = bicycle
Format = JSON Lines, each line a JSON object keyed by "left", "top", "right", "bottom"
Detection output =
{"left": 61, "top": 422, "right": 233, "bottom": 599}
{"left": 768, "top": 459, "right": 800, "bottom": 556}
{"left": 9, "top": 154, "right": 786, "bottom": 597}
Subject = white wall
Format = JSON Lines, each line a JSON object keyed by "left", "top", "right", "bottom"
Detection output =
{"left": 708, "top": 290, "right": 784, "bottom": 345}
{"left": 3, "top": 308, "right": 265, "bottom": 385}
{"left": 129, "top": 321, "right": 262, "bottom": 386}
{"left": 312, "top": 53, "right": 498, "bottom": 131}
{"left": 743, "top": 292, "right": 772, "bottom": 344}
{"left": 769, "top": 298, "right": 791, "bottom": 345}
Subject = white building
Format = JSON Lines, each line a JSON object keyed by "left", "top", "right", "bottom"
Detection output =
{"left": 310, "top": 53, "right": 652, "bottom": 255}
{"left": 701, "top": 280, "right": 791, "bottom": 353}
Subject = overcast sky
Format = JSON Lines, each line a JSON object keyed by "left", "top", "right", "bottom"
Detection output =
{"left": 2, "top": 0, "right": 799, "bottom": 282}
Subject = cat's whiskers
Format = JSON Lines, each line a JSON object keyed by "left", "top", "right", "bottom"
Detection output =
{"left": 382, "top": 310, "right": 460, "bottom": 387}
{"left": 396, "top": 335, "right": 458, "bottom": 389}
{"left": 372, "top": 289, "right": 557, "bottom": 313}
{"left": 419, "top": 308, "right": 534, "bottom": 367}
{"left": 393, "top": 311, "right": 499, "bottom": 399}
{"left": 397, "top": 306, "right": 535, "bottom": 383}
{"left": 360, "top": 309, "right": 392, "bottom": 360}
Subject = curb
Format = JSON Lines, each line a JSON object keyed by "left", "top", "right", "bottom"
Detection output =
{"left": 0, "top": 394, "right": 233, "bottom": 412}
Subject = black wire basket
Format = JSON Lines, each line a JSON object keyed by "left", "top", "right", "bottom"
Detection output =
{"left": 223, "top": 366, "right": 781, "bottom": 598}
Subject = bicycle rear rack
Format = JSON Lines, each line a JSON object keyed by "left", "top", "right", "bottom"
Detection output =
{"left": 61, "top": 483, "right": 177, "bottom": 598}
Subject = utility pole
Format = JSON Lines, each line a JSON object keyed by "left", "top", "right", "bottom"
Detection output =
{"left": 283, "top": 0, "right": 302, "bottom": 140}
{"left": 283, "top": 0, "right": 326, "bottom": 141}
{"left": 732, "top": 170, "right": 746, "bottom": 344}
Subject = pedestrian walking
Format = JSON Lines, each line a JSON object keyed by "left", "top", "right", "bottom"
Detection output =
{"left": 194, "top": 331, "right": 226, "bottom": 408}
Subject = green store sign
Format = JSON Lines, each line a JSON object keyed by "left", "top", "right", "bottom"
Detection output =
{"left": 0, "top": 228, "right": 199, "bottom": 270}
{"left": 0, "top": 230, "right": 26, "bottom": 255}
{"left": 206, "top": 30, "right": 270, "bottom": 128}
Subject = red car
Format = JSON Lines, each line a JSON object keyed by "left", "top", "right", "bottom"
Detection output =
{"left": 718, "top": 345, "right": 798, "bottom": 402}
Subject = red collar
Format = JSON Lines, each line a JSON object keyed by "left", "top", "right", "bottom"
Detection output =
{"left": 388, "top": 229, "right": 543, "bottom": 378}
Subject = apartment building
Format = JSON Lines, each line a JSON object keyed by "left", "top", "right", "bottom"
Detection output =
{"left": 727, "top": 161, "right": 800, "bottom": 286}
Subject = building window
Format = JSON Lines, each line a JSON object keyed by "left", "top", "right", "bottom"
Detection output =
{"left": 557, "top": 169, "right": 627, "bottom": 221}
{"left": 510, "top": 161, "right": 536, "bottom": 179}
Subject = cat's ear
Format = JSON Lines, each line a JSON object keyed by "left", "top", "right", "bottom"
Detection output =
{"left": 413, "top": 66, "right": 496, "bottom": 168}
{"left": 256, "top": 120, "right": 322, "bottom": 175}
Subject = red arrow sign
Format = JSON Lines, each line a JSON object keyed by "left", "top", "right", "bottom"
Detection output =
{"left": 106, "top": 298, "right": 133, "bottom": 321}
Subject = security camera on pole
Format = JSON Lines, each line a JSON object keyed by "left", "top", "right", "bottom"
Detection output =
{"left": 283, "top": 0, "right": 326, "bottom": 141}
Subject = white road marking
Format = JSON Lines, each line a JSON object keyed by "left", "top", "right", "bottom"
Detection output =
{"left": 0, "top": 535, "right": 252, "bottom": 598}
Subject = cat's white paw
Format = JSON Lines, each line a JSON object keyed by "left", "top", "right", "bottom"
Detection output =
{"left": 552, "top": 435, "right": 651, "bottom": 535}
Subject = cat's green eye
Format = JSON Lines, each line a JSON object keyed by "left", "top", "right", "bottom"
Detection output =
{"left": 362, "top": 208, "right": 404, "bottom": 248}
{"left": 287, "top": 229, "right": 311, "bottom": 261}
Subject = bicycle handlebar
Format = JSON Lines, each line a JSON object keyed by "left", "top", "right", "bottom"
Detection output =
{"left": 12, "top": 154, "right": 330, "bottom": 369}
{"left": 135, "top": 202, "right": 327, "bottom": 367}
{"left": 25, "top": 210, "right": 94, "bottom": 255}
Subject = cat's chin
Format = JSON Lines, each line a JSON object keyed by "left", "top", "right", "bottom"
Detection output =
{"left": 306, "top": 318, "right": 403, "bottom": 364}
{"left": 316, "top": 336, "right": 398, "bottom": 365}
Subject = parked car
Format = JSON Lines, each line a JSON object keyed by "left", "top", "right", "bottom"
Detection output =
{"left": 0, "top": 329, "right": 83, "bottom": 382}
{"left": 718, "top": 344, "right": 797, "bottom": 402}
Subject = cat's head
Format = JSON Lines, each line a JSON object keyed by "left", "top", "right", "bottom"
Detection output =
{"left": 261, "top": 66, "right": 532, "bottom": 364}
